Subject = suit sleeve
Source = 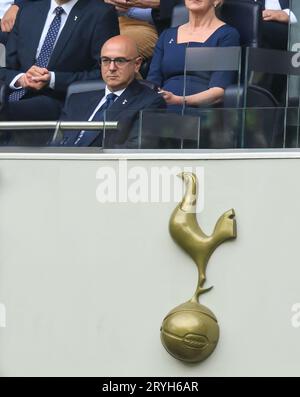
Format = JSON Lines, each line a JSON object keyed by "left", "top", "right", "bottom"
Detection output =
{"left": 0, "top": 5, "right": 23, "bottom": 85}
{"left": 14, "top": 0, "right": 35, "bottom": 6}
{"left": 14, "top": 0, "right": 39, "bottom": 6}
{"left": 53, "top": 6, "right": 119, "bottom": 93}
{"left": 59, "top": 96, "right": 72, "bottom": 122}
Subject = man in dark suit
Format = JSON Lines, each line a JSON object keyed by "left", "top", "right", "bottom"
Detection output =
{"left": 226, "top": 1, "right": 295, "bottom": 48}
{"left": 256, "top": 0, "right": 296, "bottom": 49}
{"left": 0, "top": 1, "right": 18, "bottom": 44}
{"left": 56, "top": 35, "right": 166, "bottom": 148}
{"left": 253, "top": 0, "right": 296, "bottom": 102}
{"left": 0, "top": 0, "right": 119, "bottom": 126}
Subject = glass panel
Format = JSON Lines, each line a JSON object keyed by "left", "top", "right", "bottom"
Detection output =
{"left": 0, "top": 126, "right": 55, "bottom": 146}
{"left": 245, "top": 47, "right": 296, "bottom": 107}
{"left": 0, "top": 117, "right": 118, "bottom": 148}
{"left": 183, "top": 47, "right": 241, "bottom": 109}
{"left": 137, "top": 109, "right": 200, "bottom": 149}
{"left": 137, "top": 107, "right": 292, "bottom": 151}
{"left": 288, "top": 0, "right": 299, "bottom": 51}
{"left": 183, "top": 107, "right": 241, "bottom": 149}
{"left": 287, "top": 0, "right": 300, "bottom": 107}
{"left": 284, "top": 106, "right": 300, "bottom": 148}
{"left": 243, "top": 107, "right": 285, "bottom": 149}
{"left": 0, "top": 107, "right": 296, "bottom": 150}
{"left": 102, "top": 109, "right": 139, "bottom": 150}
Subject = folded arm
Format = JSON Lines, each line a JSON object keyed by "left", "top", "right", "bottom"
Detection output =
{"left": 104, "top": 0, "right": 159, "bottom": 10}
{"left": 159, "top": 87, "right": 224, "bottom": 107}
{"left": 263, "top": 9, "right": 297, "bottom": 24}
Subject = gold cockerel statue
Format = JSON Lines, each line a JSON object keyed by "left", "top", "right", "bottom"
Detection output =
{"left": 160, "top": 172, "right": 237, "bottom": 363}
{"left": 169, "top": 172, "right": 237, "bottom": 303}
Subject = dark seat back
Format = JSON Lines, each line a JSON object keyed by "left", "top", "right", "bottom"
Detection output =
{"left": 244, "top": 85, "right": 282, "bottom": 148}
{"left": 171, "top": 5, "right": 188, "bottom": 27}
{"left": 66, "top": 80, "right": 106, "bottom": 102}
{"left": 172, "top": 1, "right": 262, "bottom": 48}
{"left": 66, "top": 79, "right": 158, "bottom": 103}
{"left": 245, "top": 46, "right": 300, "bottom": 105}
{"left": 246, "top": 47, "right": 300, "bottom": 77}
{"left": 243, "top": 47, "right": 300, "bottom": 147}
{"left": 218, "top": 0, "right": 262, "bottom": 47}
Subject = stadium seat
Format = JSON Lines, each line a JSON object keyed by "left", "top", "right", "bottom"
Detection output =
{"left": 66, "top": 80, "right": 106, "bottom": 102}
{"left": 244, "top": 47, "right": 300, "bottom": 147}
{"left": 66, "top": 79, "right": 159, "bottom": 104}
{"left": 218, "top": 0, "right": 262, "bottom": 48}
{"left": 172, "top": 1, "right": 262, "bottom": 48}
{"left": 171, "top": 4, "right": 188, "bottom": 27}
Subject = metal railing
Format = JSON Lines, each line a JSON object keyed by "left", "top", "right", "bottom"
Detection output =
{"left": 0, "top": 121, "right": 118, "bottom": 144}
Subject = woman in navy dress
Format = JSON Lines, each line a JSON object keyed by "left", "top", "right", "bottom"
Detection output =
{"left": 147, "top": 0, "right": 240, "bottom": 110}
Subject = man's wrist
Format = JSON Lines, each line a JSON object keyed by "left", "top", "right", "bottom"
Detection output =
{"left": 10, "top": 73, "right": 25, "bottom": 89}
{"left": 283, "top": 9, "right": 298, "bottom": 24}
{"left": 278, "top": 10, "right": 289, "bottom": 23}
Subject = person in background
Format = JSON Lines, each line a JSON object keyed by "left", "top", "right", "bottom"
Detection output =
{"left": 0, "top": 1, "right": 20, "bottom": 44}
{"left": 261, "top": 0, "right": 295, "bottom": 24}
{"left": 104, "top": 0, "right": 159, "bottom": 61}
{"left": 251, "top": 0, "right": 296, "bottom": 102}
{"left": 0, "top": 0, "right": 119, "bottom": 145}
{"left": 0, "top": 1, "right": 41, "bottom": 44}
{"left": 147, "top": 0, "right": 240, "bottom": 111}
{"left": 256, "top": 0, "right": 296, "bottom": 49}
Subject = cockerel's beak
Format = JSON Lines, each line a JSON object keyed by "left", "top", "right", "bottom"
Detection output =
{"left": 177, "top": 172, "right": 186, "bottom": 180}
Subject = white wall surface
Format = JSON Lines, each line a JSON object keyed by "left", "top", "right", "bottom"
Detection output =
{"left": 0, "top": 153, "right": 300, "bottom": 376}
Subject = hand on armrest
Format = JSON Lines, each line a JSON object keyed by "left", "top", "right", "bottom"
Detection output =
{"left": 262, "top": 9, "right": 289, "bottom": 24}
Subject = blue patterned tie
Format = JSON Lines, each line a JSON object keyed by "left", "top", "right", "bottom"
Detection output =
{"left": 9, "top": 6, "right": 64, "bottom": 102}
{"left": 73, "top": 93, "right": 117, "bottom": 146}
{"left": 91, "top": 93, "right": 117, "bottom": 121}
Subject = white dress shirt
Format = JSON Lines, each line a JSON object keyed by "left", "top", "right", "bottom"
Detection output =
{"left": 73, "top": 87, "right": 125, "bottom": 146}
{"left": 261, "top": 0, "right": 297, "bottom": 24}
{"left": 10, "top": 0, "right": 78, "bottom": 90}
{"left": 0, "top": 0, "right": 13, "bottom": 19}
{"left": 88, "top": 87, "right": 126, "bottom": 121}
{"left": 126, "top": 7, "right": 154, "bottom": 24}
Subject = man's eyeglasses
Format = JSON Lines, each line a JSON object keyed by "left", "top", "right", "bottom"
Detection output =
{"left": 99, "top": 57, "right": 139, "bottom": 67}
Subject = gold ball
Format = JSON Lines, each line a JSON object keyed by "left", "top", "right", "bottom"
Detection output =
{"left": 160, "top": 301, "right": 219, "bottom": 363}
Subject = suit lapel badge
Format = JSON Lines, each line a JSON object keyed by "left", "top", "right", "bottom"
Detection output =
{"left": 74, "top": 16, "right": 78, "bottom": 21}
{"left": 122, "top": 99, "right": 128, "bottom": 105}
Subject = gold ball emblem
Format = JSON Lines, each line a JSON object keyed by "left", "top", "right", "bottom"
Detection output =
{"left": 160, "top": 301, "right": 219, "bottom": 363}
